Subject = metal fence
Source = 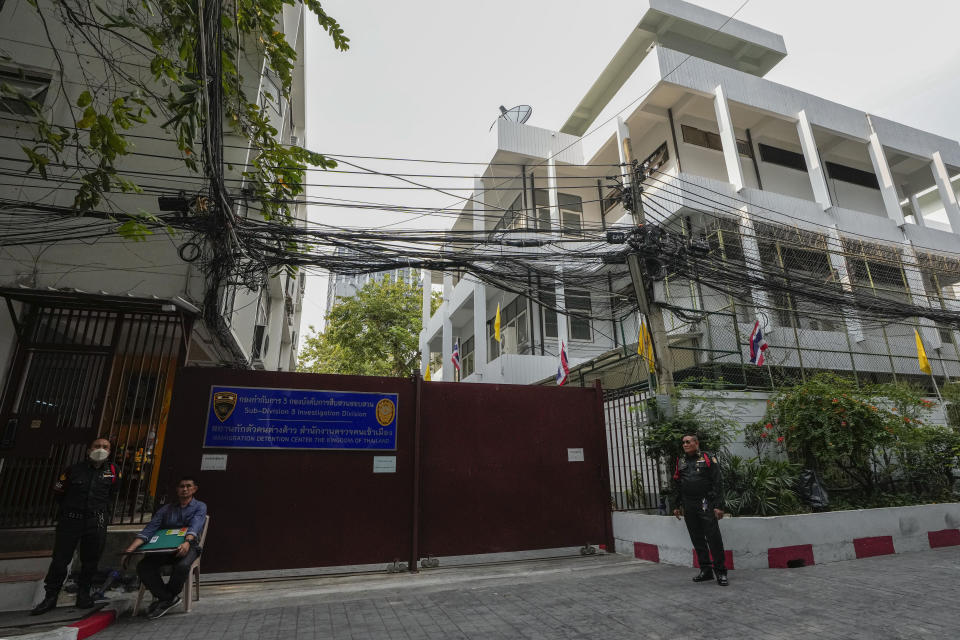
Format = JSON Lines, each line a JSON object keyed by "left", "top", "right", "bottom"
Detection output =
{"left": 603, "top": 383, "right": 665, "bottom": 512}
{"left": 0, "top": 306, "right": 183, "bottom": 528}
{"left": 599, "top": 211, "right": 960, "bottom": 393}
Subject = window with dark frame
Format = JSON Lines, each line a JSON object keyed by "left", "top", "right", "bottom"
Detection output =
{"left": 487, "top": 296, "right": 529, "bottom": 358}
{"left": 566, "top": 289, "right": 593, "bottom": 340}
{"left": 825, "top": 161, "right": 879, "bottom": 190}
{"left": 539, "top": 289, "right": 591, "bottom": 340}
{"left": 531, "top": 190, "right": 583, "bottom": 234}
{"left": 534, "top": 189, "right": 551, "bottom": 231}
{"left": 602, "top": 187, "right": 621, "bottom": 215}
{"left": 0, "top": 68, "right": 52, "bottom": 116}
{"left": 558, "top": 192, "right": 583, "bottom": 236}
{"left": 681, "top": 124, "right": 751, "bottom": 157}
{"left": 758, "top": 143, "right": 807, "bottom": 172}
{"left": 541, "top": 291, "right": 558, "bottom": 338}
{"left": 462, "top": 336, "right": 475, "bottom": 377}
{"left": 758, "top": 142, "right": 880, "bottom": 190}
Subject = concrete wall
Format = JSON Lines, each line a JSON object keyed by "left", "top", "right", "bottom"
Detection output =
{"left": 495, "top": 120, "right": 583, "bottom": 165}
{"left": 614, "top": 502, "right": 960, "bottom": 569}
{"left": 752, "top": 144, "right": 815, "bottom": 201}
{"left": 828, "top": 177, "right": 885, "bottom": 216}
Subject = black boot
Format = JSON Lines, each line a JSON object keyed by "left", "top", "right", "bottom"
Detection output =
{"left": 30, "top": 593, "right": 58, "bottom": 616}
{"left": 76, "top": 588, "right": 95, "bottom": 609}
{"left": 692, "top": 568, "right": 714, "bottom": 582}
{"left": 716, "top": 570, "right": 729, "bottom": 586}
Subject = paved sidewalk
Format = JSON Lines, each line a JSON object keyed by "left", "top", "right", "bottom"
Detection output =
{"left": 94, "top": 548, "right": 960, "bottom": 640}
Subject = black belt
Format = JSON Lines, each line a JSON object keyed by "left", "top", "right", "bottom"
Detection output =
{"left": 62, "top": 510, "right": 104, "bottom": 519}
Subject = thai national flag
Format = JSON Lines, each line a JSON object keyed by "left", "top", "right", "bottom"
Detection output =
{"left": 749, "top": 320, "right": 768, "bottom": 366}
{"left": 451, "top": 338, "right": 461, "bottom": 372}
{"left": 556, "top": 342, "right": 570, "bottom": 386}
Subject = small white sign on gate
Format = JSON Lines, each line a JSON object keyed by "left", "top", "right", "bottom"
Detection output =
{"left": 373, "top": 456, "right": 397, "bottom": 473}
{"left": 567, "top": 448, "right": 584, "bottom": 462}
{"left": 200, "top": 454, "right": 228, "bottom": 471}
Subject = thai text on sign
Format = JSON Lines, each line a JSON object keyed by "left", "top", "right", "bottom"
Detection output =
{"left": 204, "top": 386, "right": 398, "bottom": 450}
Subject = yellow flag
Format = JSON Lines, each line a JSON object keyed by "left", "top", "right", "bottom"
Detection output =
{"left": 638, "top": 321, "right": 655, "bottom": 375}
{"left": 424, "top": 364, "right": 431, "bottom": 381}
{"left": 915, "top": 329, "right": 931, "bottom": 375}
{"left": 494, "top": 303, "right": 501, "bottom": 343}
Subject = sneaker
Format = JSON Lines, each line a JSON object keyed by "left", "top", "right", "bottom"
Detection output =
{"left": 146, "top": 595, "right": 181, "bottom": 620}
{"left": 144, "top": 599, "right": 163, "bottom": 616}
{"left": 30, "top": 595, "right": 58, "bottom": 616}
{"left": 716, "top": 571, "right": 729, "bottom": 586}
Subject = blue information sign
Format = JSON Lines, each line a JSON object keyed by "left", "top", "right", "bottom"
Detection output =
{"left": 204, "top": 386, "right": 398, "bottom": 451}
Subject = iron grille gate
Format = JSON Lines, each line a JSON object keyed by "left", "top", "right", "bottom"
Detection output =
{"left": 0, "top": 306, "right": 183, "bottom": 528}
{"left": 603, "top": 383, "right": 665, "bottom": 511}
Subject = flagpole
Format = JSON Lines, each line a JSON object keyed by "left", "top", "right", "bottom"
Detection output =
{"left": 929, "top": 371, "right": 945, "bottom": 410}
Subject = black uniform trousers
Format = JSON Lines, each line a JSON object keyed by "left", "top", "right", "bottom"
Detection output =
{"left": 682, "top": 497, "right": 726, "bottom": 572}
{"left": 44, "top": 513, "right": 107, "bottom": 595}
{"left": 137, "top": 547, "right": 199, "bottom": 602}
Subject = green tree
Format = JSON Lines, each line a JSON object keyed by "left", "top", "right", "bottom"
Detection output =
{"left": 298, "top": 276, "right": 433, "bottom": 377}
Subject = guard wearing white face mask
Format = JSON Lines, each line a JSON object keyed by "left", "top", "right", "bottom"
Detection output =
{"left": 31, "top": 438, "right": 119, "bottom": 616}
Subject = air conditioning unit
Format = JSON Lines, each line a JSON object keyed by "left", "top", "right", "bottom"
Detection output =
{"left": 290, "top": 135, "right": 299, "bottom": 146}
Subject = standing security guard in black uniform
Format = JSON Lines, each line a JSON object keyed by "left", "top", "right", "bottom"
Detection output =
{"left": 671, "top": 433, "right": 728, "bottom": 586}
{"left": 31, "top": 438, "right": 119, "bottom": 615}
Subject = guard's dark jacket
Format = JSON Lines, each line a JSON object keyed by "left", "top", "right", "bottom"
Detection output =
{"left": 54, "top": 460, "right": 119, "bottom": 515}
{"left": 671, "top": 451, "right": 724, "bottom": 509}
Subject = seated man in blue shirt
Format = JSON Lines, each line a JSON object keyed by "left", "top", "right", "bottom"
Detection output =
{"left": 122, "top": 476, "right": 207, "bottom": 619}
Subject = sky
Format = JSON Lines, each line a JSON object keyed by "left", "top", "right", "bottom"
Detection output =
{"left": 299, "top": 0, "right": 960, "bottom": 336}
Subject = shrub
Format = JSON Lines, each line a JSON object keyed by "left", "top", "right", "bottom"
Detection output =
{"left": 760, "top": 374, "right": 955, "bottom": 503}
{"left": 722, "top": 455, "right": 804, "bottom": 516}
{"left": 642, "top": 392, "right": 737, "bottom": 463}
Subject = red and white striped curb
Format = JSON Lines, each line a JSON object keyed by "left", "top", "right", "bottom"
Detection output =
{"left": 633, "top": 527, "right": 960, "bottom": 568}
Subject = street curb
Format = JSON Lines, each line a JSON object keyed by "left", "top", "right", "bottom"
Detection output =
{"left": 615, "top": 507, "right": 960, "bottom": 569}
{"left": 66, "top": 611, "right": 115, "bottom": 640}
{"left": 630, "top": 528, "right": 960, "bottom": 569}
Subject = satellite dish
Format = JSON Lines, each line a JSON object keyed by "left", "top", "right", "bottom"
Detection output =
{"left": 489, "top": 104, "right": 533, "bottom": 130}
{"left": 499, "top": 104, "right": 532, "bottom": 124}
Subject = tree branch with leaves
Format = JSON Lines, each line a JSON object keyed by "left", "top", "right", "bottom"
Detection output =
{"left": 10, "top": 0, "right": 348, "bottom": 238}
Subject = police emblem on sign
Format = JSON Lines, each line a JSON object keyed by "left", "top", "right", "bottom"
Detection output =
{"left": 213, "top": 391, "right": 238, "bottom": 422}
{"left": 375, "top": 398, "right": 396, "bottom": 427}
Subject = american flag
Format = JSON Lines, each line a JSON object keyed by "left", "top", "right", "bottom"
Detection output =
{"left": 451, "top": 338, "right": 461, "bottom": 372}
{"left": 749, "top": 320, "right": 768, "bottom": 366}
{"left": 556, "top": 342, "right": 570, "bottom": 386}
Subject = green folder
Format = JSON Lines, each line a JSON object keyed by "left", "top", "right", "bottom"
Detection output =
{"left": 138, "top": 527, "right": 189, "bottom": 553}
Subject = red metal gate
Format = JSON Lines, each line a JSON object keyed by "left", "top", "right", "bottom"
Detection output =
{"left": 156, "top": 367, "right": 612, "bottom": 574}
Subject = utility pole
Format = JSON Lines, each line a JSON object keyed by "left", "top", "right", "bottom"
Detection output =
{"left": 621, "top": 139, "right": 675, "bottom": 394}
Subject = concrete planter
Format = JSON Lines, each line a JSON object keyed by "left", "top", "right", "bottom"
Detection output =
{"left": 613, "top": 502, "right": 960, "bottom": 569}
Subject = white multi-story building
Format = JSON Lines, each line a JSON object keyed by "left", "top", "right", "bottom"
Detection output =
{"left": 324, "top": 247, "right": 420, "bottom": 318}
{"left": 420, "top": 0, "right": 960, "bottom": 388}
{"left": 0, "top": 2, "right": 308, "bottom": 524}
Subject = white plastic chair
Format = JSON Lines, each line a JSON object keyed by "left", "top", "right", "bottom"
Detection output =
{"left": 132, "top": 515, "right": 209, "bottom": 615}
